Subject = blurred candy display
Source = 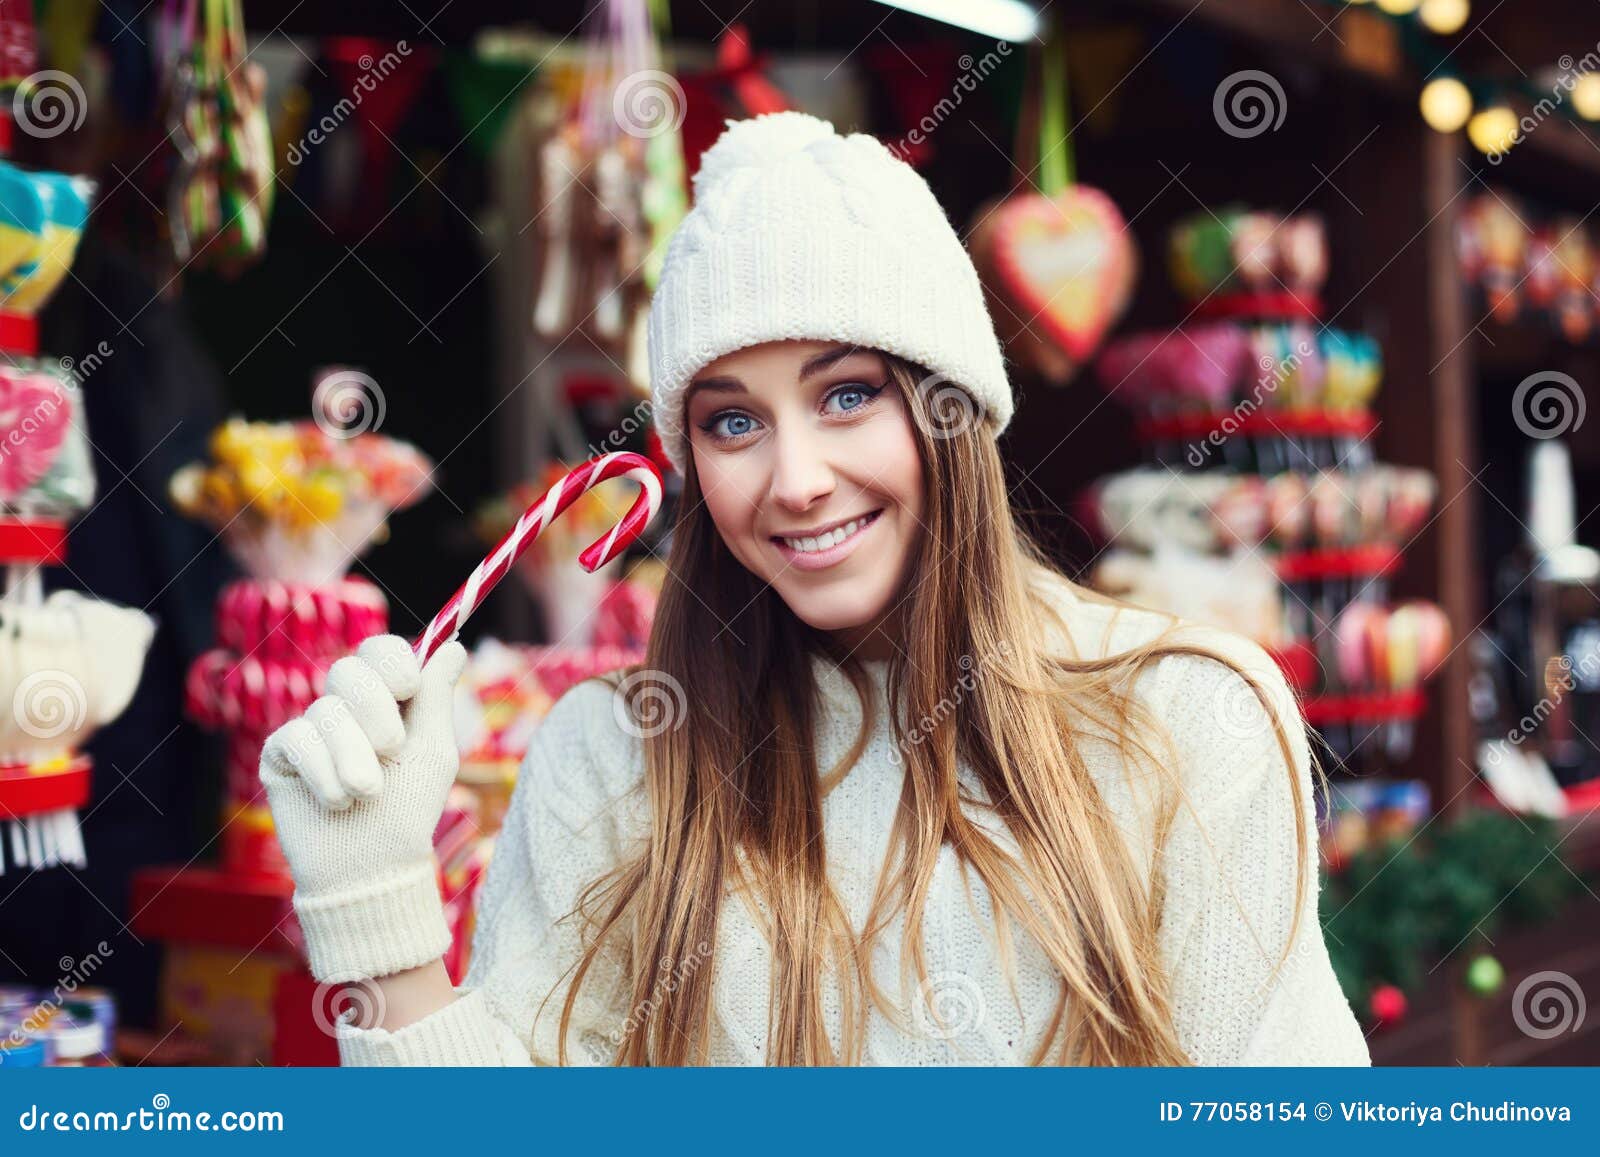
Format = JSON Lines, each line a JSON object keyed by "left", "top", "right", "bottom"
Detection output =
{"left": 0, "top": 152, "right": 150, "bottom": 876}
{"left": 1456, "top": 189, "right": 1600, "bottom": 342}
{"left": 1168, "top": 206, "right": 1327, "bottom": 307}
{"left": 0, "top": 985, "right": 118, "bottom": 1066}
{"left": 1088, "top": 466, "right": 1436, "bottom": 555}
{"left": 0, "top": 166, "right": 92, "bottom": 315}
{"left": 169, "top": 417, "right": 432, "bottom": 586}
{"left": 172, "top": 403, "right": 431, "bottom": 880}
{"left": 1087, "top": 205, "right": 1450, "bottom": 772}
{"left": 164, "top": 0, "right": 274, "bottom": 272}
{"left": 1319, "top": 779, "right": 1431, "bottom": 871}
{"left": 1096, "top": 322, "right": 1381, "bottom": 471}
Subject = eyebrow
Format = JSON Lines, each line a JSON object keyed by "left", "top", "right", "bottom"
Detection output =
{"left": 686, "top": 344, "right": 866, "bottom": 402}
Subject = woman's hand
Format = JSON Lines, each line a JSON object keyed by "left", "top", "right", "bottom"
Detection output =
{"left": 259, "top": 635, "right": 468, "bottom": 984}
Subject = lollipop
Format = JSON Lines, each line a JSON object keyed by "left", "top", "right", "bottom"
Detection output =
{"left": 1336, "top": 601, "right": 1377, "bottom": 689}
{"left": 1266, "top": 473, "right": 1310, "bottom": 549}
{"left": 1209, "top": 476, "right": 1269, "bottom": 548}
{"left": 1409, "top": 601, "right": 1452, "bottom": 676}
{"left": 1387, "top": 469, "right": 1437, "bottom": 541}
{"left": 1386, "top": 604, "right": 1422, "bottom": 692}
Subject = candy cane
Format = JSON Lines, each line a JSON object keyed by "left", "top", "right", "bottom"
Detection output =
{"left": 413, "top": 452, "right": 663, "bottom": 663}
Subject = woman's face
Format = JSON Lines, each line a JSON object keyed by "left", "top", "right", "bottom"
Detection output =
{"left": 685, "top": 340, "right": 925, "bottom": 659}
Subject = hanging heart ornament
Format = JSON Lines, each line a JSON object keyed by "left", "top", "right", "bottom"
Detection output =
{"left": 986, "top": 185, "right": 1137, "bottom": 367}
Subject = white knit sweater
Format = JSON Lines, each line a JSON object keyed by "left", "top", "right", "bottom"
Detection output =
{"left": 336, "top": 574, "right": 1371, "bottom": 1066}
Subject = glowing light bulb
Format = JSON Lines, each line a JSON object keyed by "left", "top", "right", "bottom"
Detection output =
{"left": 1574, "top": 74, "right": 1600, "bottom": 121}
{"left": 1419, "top": 0, "right": 1469, "bottom": 34}
{"left": 1467, "top": 106, "right": 1519, "bottom": 156}
{"left": 1376, "top": 0, "right": 1422, "bottom": 14}
{"left": 1420, "top": 77, "right": 1473, "bottom": 133}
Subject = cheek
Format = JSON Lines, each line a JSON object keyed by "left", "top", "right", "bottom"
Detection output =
{"left": 693, "top": 452, "right": 764, "bottom": 557}
{"left": 857, "top": 402, "right": 924, "bottom": 524}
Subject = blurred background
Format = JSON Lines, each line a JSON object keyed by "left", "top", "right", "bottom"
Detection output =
{"left": 0, "top": 0, "right": 1596, "bottom": 1066}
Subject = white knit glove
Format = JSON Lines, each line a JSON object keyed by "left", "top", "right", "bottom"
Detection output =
{"left": 259, "top": 634, "right": 468, "bottom": 984}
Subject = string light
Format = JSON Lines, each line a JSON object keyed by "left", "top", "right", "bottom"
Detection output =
{"left": 1418, "top": 0, "right": 1470, "bottom": 35}
{"left": 1574, "top": 74, "right": 1600, "bottom": 121}
{"left": 1467, "top": 106, "right": 1519, "bottom": 156}
{"left": 1419, "top": 77, "right": 1473, "bottom": 133}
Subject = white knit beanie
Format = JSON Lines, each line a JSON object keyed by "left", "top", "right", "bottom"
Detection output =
{"left": 646, "top": 111, "right": 1013, "bottom": 476}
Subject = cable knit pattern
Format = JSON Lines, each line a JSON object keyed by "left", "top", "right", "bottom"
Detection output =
{"left": 336, "top": 574, "right": 1370, "bottom": 1066}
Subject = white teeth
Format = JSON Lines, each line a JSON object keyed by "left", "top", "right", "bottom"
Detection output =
{"left": 783, "top": 515, "right": 870, "bottom": 553}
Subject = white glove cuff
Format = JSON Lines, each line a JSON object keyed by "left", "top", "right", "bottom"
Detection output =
{"left": 293, "top": 860, "right": 452, "bottom": 984}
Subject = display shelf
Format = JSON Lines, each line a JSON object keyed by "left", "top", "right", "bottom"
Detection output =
{"left": 0, "top": 516, "right": 69, "bottom": 564}
{"left": 1192, "top": 289, "right": 1323, "bottom": 321}
{"left": 1268, "top": 640, "right": 1318, "bottom": 691}
{"left": 1303, "top": 688, "right": 1426, "bottom": 727}
{"left": 0, "top": 756, "right": 91, "bottom": 820}
{"left": 129, "top": 866, "right": 300, "bottom": 954}
{"left": 1276, "top": 544, "right": 1402, "bottom": 582}
{"left": 1133, "top": 407, "right": 1377, "bottom": 446}
{"left": 0, "top": 309, "right": 38, "bottom": 355}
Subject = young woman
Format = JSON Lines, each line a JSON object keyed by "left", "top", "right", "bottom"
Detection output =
{"left": 260, "top": 113, "right": 1370, "bottom": 1067}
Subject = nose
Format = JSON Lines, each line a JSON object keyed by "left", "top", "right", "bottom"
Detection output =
{"left": 767, "top": 418, "right": 835, "bottom": 514}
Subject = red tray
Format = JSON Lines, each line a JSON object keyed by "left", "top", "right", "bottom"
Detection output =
{"left": 0, "top": 516, "right": 68, "bottom": 565}
{"left": 1268, "top": 641, "right": 1319, "bottom": 691}
{"left": 1276, "top": 544, "right": 1402, "bottom": 581}
{"left": 1303, "top": 688, "right": 1426, "bottom": 726}
{"left": 1134, "top": 407, "right": 1377, "bottom": 444}
{"left": 0, "top": 756, "right": 91, "bottom": 820}
{"left": 1192, "top": 289, "right": 1323, "bottom": 321}
{"left": 130, "top": 866, "right": 300, "bottom": 953}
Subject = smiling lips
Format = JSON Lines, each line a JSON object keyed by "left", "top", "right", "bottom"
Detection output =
{"left": 771, "top": 509, "right": 883, "bottom": 571}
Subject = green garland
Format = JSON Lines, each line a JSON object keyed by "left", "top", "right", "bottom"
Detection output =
{"left": 1320, "top": 808, "right": 1584, "bottom": 1006}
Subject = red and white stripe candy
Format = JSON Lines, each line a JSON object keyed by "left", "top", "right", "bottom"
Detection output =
{"left": 414, "top": 452, "right": 662, "bottom": 663}
{"left": 216, "top": 577, "right": 388, "bottom": 659}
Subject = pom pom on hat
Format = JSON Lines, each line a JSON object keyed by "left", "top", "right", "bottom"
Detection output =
{"left": 691, "top": 111, "right": 837, "bottom": 197}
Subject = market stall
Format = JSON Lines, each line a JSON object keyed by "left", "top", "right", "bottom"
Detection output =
{"left": 0, "top": 0, "right": 1595, "bottom": 1069}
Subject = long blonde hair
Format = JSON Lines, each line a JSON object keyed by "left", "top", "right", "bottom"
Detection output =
{"left": 550, "top": 353, "right": 1322, "bottom": 1065}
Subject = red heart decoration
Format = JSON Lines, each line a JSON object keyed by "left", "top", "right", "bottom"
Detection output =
{"left": 0, "top": 370, "right": 70, "bottom": 502}
{"left": 984, "top": 186, "right": 1137, "bottom": 368}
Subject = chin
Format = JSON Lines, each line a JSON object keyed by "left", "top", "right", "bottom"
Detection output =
{"left": 772, "top": 584, "right": 892, "bottom": 636}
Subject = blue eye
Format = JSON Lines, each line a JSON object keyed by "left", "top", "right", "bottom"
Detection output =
{"left": 699, "top": 410, "right": 761, "bottom": 444}
{"left": 826, "top": 383, "right": 881, "bottom": 415}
